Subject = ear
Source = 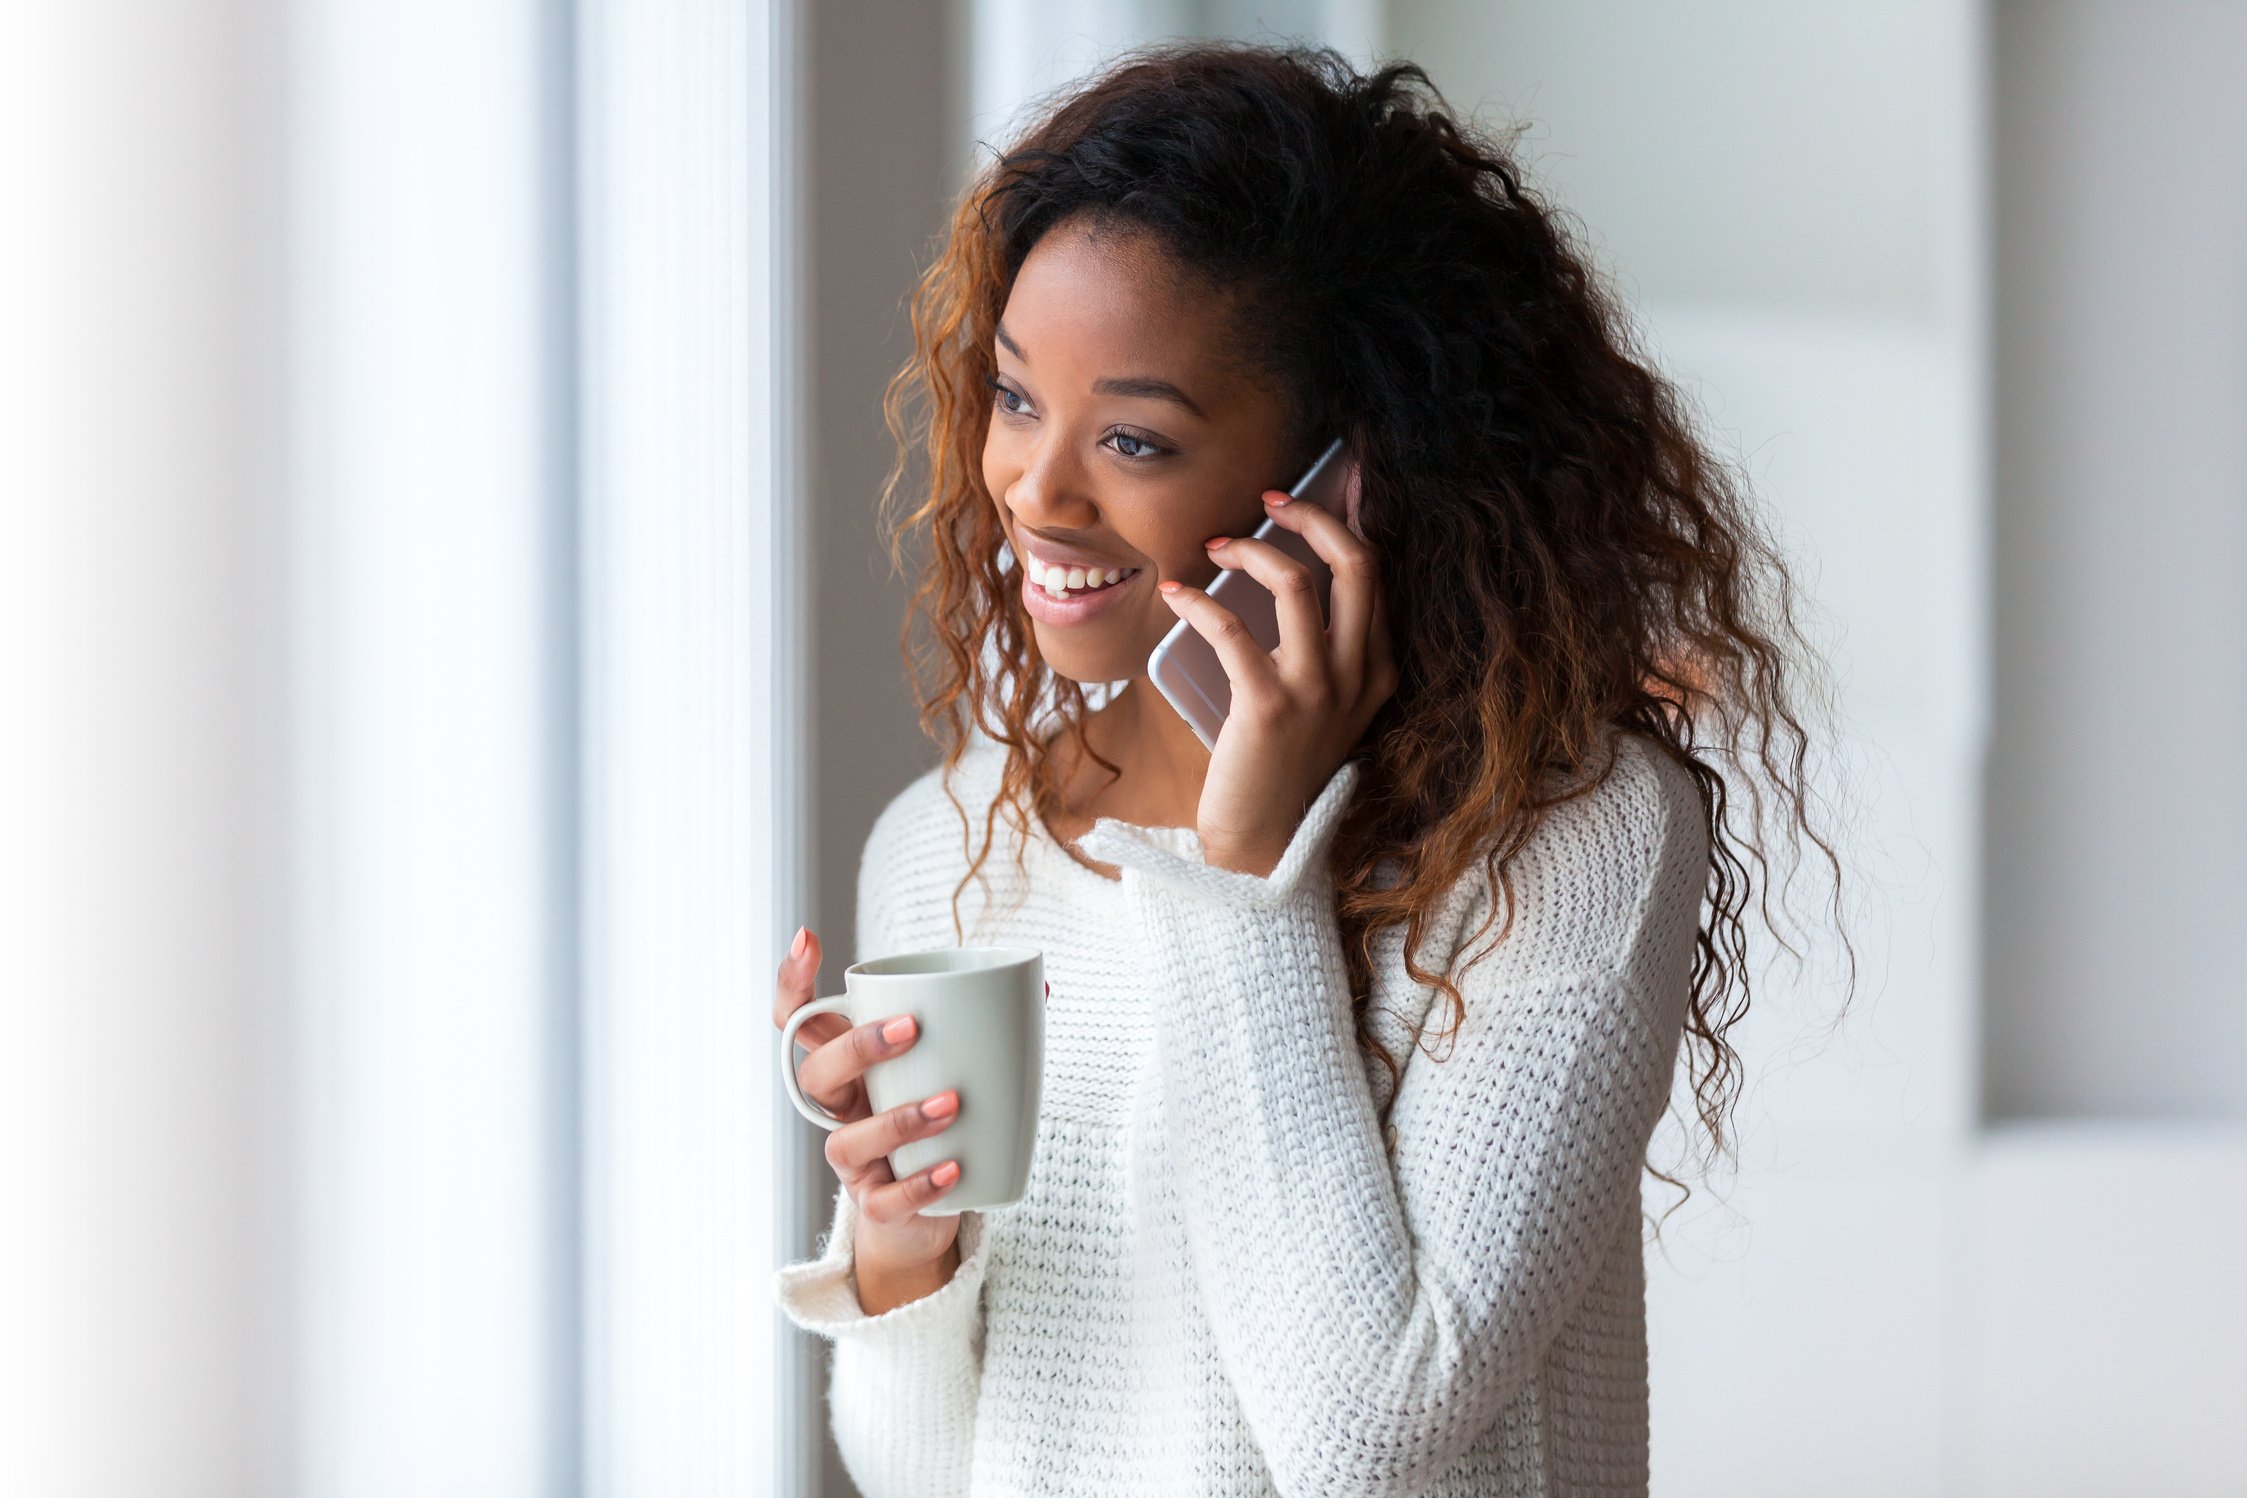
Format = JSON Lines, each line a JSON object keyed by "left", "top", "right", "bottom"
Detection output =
{"left": 1342, "top": 459, "right": 1366, "bottom": 539}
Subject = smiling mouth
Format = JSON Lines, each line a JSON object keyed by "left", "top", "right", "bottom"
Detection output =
{"left": 1025, "top": 553, "right": 1141, "bottom": 599}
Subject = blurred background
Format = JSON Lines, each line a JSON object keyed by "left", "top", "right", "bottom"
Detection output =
{"left": 3, "top": 1, "right": 2241, "bottom": 1494}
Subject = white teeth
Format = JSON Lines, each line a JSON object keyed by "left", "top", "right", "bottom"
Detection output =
{"left": 1028, "top": 557, "right": 1138, "bottom": 599}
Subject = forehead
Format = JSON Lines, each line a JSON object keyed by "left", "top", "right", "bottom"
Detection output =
{"left": 1000, "top": 220, "right": 1244, "bottom": 384}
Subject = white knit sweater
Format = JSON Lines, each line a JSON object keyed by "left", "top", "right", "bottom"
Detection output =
{"left": 775, "top": 727, "right": 1708, "bottom": 1497}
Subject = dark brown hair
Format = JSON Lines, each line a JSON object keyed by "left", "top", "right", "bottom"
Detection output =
{"left": 875, "top": 41, "right": 1852, "bottom": 1209}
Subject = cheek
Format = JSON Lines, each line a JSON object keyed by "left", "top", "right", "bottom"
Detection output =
{"left": 1122, "top": 489, "right": 1231, "bottom": 570}
{"left": 1135, "top": 534, "right": 1221, "bottom": 591}
{"left": 980, "top": 429, "right": 1014, "bottom": 504}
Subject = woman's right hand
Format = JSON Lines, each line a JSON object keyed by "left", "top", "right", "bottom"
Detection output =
{"left": 774, "top": 926, "right": 964, "bottom": 1274}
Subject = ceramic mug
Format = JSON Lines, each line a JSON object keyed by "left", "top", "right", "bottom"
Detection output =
{"left": 779, "top": 945, "right": 1044, "bottom": 1215}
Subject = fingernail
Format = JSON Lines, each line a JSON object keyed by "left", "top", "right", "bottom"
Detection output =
{"left": 932, "top": 1161, "right": 960, "bottom": 1186}
{"left": 789, "top": 925, "right": 807, "bottom": 960}
{"left": 1203, "top": 535, "right": 1228, "bottom": 548}
{"left": 1158, "top": 580, "right": 1181, "bottom": 594}
{"left": 882, "top": 1014, "right": 915, "bottom": 1044}
{"left": 923, "top": 1090, "right": 957, "bottom": 1119}
{"left": 1264, "top": 491, "right": 1291, "bottom": 506}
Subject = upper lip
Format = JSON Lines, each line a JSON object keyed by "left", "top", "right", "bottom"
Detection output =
{"left": 1013, "top": 532, "right": 1137, "bottom": 571}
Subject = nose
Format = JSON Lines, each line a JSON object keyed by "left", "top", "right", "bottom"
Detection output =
{"left": 1003, "top": 427, "right": 1100, "bottom": 531}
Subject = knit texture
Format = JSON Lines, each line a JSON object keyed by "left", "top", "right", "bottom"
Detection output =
{"left": 775, "top": 727, "right": 1708, "bottom": 1497}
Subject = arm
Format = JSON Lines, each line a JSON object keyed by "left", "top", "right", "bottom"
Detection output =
{"left": 773, "top": 1188, "right": 990, "bottom": 1498}
{"left": 1074, "top": 746, "right": 1707, "bottom": 1498}
{"left": 859, "top": 1238, "right": 962, "bottom": 1317}
{"left": 769, "top": 785, "right": 990, "bottom": 1498}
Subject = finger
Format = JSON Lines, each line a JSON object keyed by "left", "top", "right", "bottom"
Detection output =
{"left": 772, "top": 928, "right": 855, "bottom": 1053}
{"left": 1262, "top": 490, "right": 1380, "bottom": 686}
{"left": 796, "top": 1011, "right": 919, "bottom": 1109}
{"left": 1204, "top": 528, "right": 1326, "bottom": 684}
{"left": 1156, "top": 578, "right": 1282, "bottom": 704}
{"left": 859, "top": 1158, "right": 963, "bottom": 1224}
{"left": 823, "top": 1089, "right": 959, "bottom": 1181}
{"left": 770, "top": 925, "right": 825, "bottom": 1029}
{"left": 843, "top": 1153, "right": 897, "bottom": 1198}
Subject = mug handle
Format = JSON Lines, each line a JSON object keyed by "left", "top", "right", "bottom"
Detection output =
{"left": 779, "top": 996, "right": 862, "bottom": 1130}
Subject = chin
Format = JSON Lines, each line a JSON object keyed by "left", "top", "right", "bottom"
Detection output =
{"left": 1029, "top": 629, "right": 1151, "bottom": 687}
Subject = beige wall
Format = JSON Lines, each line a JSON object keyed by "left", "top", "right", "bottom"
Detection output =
{"left": 1985, "top": 0, "right": 2247, "bottom": 1122}
{"left": 801, "top": 2, "right": 972, "bottom": 1492}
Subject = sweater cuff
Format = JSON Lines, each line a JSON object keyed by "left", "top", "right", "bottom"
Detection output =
{"left": 773, "top": 1183, "right": 990, "bottom": 1343}
{"left": 1071, "top": 758, "right": 1361, "bottom": 909}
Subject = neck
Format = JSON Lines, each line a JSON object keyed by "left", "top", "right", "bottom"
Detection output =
{"left": 1063, "top": 678, "right": 1211, "bottom": 829}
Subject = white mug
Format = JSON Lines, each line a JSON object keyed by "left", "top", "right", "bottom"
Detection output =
{"left": 780, "top": 945, "right": 1045, "bottom": 1215}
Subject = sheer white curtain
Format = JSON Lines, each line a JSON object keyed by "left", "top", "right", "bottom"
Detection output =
{"left": 286, "top": 2, "right": 574, "bottom": 1493}
{"left": 577, "top": 0, "right": 810, "bottom": 1493}
{"left": 288, "top": 0, "right": 809, "bottom": 1493}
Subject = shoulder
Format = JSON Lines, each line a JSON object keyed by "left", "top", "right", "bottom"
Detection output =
{"left": 859, "top": 737, "right": 1004, "bottom": 881}
{"left": 855, "top": 737, "right": 1016, "bottom": 952}
{"left": 1450, "top": 730, "right": 1709, "bottom": 984}
{"left": 1548, "top": 730, "right": 1709, "bottom": 885}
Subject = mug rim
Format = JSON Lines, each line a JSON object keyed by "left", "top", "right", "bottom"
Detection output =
{"left": 845, "top": 944, "right": 1041, "bottom": 980}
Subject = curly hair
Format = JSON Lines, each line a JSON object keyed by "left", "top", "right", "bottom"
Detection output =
{"left": 872, "top": 41, "right": 1853, "bottom": 1212}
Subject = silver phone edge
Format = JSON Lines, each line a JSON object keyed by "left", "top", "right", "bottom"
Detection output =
{"left": 1144, "top": 436, "right": 1350, "bottom": 747}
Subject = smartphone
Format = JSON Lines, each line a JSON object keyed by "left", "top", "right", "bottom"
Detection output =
{"left": 1146, "top": 437, "right": 1355, "bottom": 751}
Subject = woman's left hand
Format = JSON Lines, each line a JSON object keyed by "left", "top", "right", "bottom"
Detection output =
{"left": 1157, "top": 466, "right": 1398, "bottom": 878}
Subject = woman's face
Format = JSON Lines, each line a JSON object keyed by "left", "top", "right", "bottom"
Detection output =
{"left": 983, "top": 217, "right": 1301, "bottom": 686}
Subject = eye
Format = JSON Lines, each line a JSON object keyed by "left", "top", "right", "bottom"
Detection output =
{"left": 989, "top": 375, "right": 1030, "bottom": 418}
{"left": 1107, "top": 430, "right": 1169, "bottom": 462}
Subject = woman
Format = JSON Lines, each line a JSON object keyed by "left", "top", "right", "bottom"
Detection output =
{"left": 772, "top": 42, "right": 1845, "bottom": 1498}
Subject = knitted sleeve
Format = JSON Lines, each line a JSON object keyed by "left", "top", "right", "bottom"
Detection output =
{"left": 772, "top": 1189, "right": 989, "bottom": 1497}
{"left": 769, "top": 786, "right": 989, "bottom": 1498}
{"left": 1073, "top": 742, "right": 1707, "bottom": 1498}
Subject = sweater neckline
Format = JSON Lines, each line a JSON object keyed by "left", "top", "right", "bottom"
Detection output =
{"left": 1030, "top": 813, "right": 1129, "bottom": 894}
{"left": 1030, "top": 805, "right": 1205, "bottom": 895}
{"left": 1011, "top": 733, "right": 1202, "bottom": 898}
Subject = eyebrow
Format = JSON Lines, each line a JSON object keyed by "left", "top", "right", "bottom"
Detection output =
{"left": 994, "top": 321, "right": 1209, "bottom": 421}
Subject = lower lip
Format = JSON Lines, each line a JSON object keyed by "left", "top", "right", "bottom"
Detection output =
{"left": 1021, "top": 567, "right": 1141, "bottom": 626}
